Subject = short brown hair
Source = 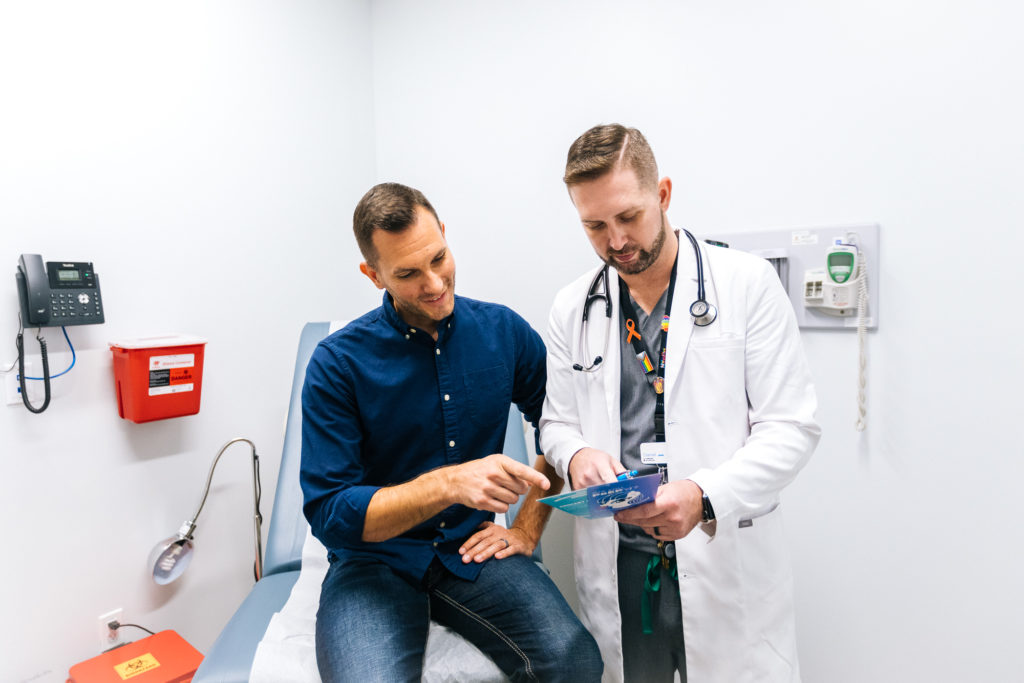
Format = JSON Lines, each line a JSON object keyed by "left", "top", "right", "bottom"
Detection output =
{"left": 563, "top": 124, "right": 659, "bottom": 191}
{"left": 352, "top": 183, "right": 440, "bottom": 264}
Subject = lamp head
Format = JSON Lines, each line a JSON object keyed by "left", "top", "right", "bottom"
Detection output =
{"left": 150, "top": 521, "right": 196, "bottom": 585}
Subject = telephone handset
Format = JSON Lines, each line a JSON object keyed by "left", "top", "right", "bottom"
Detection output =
{"left": 16, "top": 254, "right": 105, "bottom": 327}
{"left": 14, "top": 254, "right": 105, "bottom": 413}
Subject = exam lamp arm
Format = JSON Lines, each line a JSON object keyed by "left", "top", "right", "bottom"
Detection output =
{"left": 157, "top": 437, "right": 263, "bottom": 584}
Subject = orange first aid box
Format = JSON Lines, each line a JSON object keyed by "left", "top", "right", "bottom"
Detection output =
{"left": 67, "top": 629, "right": 203, "bottom": 683}
{"left": 110, "top": 335, "right": 207, "bottom": 423}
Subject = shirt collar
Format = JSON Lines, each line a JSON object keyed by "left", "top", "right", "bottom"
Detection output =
{"left": 380, "top": 291, "right": 460, "bottom": 339}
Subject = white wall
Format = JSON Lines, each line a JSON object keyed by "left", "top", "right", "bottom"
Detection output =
{"left": 370, "top": 1, "right": 1023, "bottom": 681}
{"left": 4, "top": 1, "right": 1022, "bottom": 680}
{"left": 0, "top": 1, "right": 375, "bottom": 680}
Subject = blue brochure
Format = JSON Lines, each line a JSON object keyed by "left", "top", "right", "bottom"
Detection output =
{"left": 539, "top": 473, "right": 661, "bottom": 519}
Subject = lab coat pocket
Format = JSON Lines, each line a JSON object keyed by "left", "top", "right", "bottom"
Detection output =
{"left": 735, "top": 505, "right": 797, "bottom": 676}
{"left": 735, "top": 504, "right": 792, "bottom": 600}
{"left": 687, "top": 331, "right": 743, "bottom": 350}
{"left": 677, "top": 337, "right": 747, "bottom": 418}
{"left": 462, "top": 364, "right": 511, "bottom": 428}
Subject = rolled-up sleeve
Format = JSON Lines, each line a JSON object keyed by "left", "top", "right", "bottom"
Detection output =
{"left": 510, "top": 312, "right": 547, "bottom": 449}
{"left": 300, "top": 343, "right": 381, "bottom": 549}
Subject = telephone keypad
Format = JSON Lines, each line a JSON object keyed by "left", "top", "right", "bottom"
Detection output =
{"left": 48, "top": 289, "right": 104, "bottom": 324}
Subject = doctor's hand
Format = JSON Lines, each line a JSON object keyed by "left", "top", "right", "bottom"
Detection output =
{"left": 459, "top": 521, "right": 536, "bottom": 564}
{"left": 568, "top": 447, "right": 627, "bottom": 489}
{"left": 445, "top": 454, "right": 551, "bottom": 514}
{"left": 614, "top": 479, "right": 704, "bottom": 541}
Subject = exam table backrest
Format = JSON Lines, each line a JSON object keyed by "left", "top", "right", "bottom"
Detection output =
{"left": 262, "top": 321, "right": 537, "bottom": 578}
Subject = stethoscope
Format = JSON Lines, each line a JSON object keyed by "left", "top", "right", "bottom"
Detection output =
{"left": 573, "top": 229, "right": 717, "bottom": 372}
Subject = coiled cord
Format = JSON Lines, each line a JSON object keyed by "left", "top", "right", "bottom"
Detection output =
{"left": 855, "top": 254, "right": 869, "bottom": 431}
{"left": 16, "top": 331, "right": 51, "bottom": 413}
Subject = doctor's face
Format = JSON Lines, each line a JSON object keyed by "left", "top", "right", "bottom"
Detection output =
{"left": 360, "top": 206, "right": 456, "bottom": 335}
{"left": 569, "top": 167, "right": 672, "bottom": 276}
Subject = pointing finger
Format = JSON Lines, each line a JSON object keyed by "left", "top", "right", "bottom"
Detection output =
{"left": 500, "top": 457, "right": 551, "bottom": 491}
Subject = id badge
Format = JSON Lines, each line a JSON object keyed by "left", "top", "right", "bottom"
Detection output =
{"left": 640, "top": 441, "right": 669, "bottom": 466}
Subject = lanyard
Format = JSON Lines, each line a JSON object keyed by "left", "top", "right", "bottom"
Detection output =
{"left": 617, "top": 234, "right": 680, "bottom": 444}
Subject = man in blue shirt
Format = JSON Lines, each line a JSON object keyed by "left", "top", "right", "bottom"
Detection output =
{"left": 301, "top": 182, "right": 602, "bottom": 682}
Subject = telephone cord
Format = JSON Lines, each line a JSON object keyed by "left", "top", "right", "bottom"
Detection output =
{"left": 17, "top": 331, "right": 51, "bottom": 413}
{"left": 20, "top": 326, "right": 76, "bottom": 379}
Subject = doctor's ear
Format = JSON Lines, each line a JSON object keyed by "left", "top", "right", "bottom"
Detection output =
{"left": 359, "top": 261, "right": 385, "bottom": 290}
{"left": 657, "top": 177, "right": 673, "bottom": 211}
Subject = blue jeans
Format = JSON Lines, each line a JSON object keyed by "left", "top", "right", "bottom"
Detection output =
{"left": 316, "top": 554, "right": 602, "bottom": 682}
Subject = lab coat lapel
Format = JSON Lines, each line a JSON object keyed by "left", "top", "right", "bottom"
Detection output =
{"left": 603, "top": 273, "right": 623, "bottom": 452}
{"left": 664, "top": 240, "right": 699, "bottom": 403}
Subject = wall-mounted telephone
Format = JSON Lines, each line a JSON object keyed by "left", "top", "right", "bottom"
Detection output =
{"left": 16, "top": 254, "right": 105, "bottom": 327}
{"left": 13, "top": 254, "right": 105, "bottom": 413}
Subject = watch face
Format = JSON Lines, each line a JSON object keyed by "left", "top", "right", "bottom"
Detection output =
{"left": 702, "top": 494, "right": 716, "bottom": 522}
{"left": 691, "top": 300, "right": 708, "bottom": 318}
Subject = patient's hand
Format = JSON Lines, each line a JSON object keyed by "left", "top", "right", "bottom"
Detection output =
{"left": 459, "top": 521, "right": 535, "bottom": 564}
{"left": 445, "top": 453, "right": 550, "bottom": 514}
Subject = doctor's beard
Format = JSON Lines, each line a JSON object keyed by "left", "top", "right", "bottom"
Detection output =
{"left": 604, "top": 214, "right": 668, "bottom": 275}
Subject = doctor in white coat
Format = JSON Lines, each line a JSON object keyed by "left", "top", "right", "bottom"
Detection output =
{"left": 540, "top": 124, "right": 820, "bottom": 682}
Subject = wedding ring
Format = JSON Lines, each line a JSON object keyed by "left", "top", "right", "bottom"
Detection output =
{"left": 501, "top": 538, "right": 510, "bottom": 549}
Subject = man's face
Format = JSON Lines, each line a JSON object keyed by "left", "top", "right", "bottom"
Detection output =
{"left": 568, "top": 167, "right": 672, "bottom": 276}
{"left": 360, "top": 206, "right": 456, "bottom": 333}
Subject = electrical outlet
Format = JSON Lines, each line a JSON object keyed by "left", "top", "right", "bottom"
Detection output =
{"left": 5, "top": 357, "right": 43, "bottom": 407}
{"left": 4, "top": 366, "right": 22, "bottom": 406}
{"left": 97, "top": 608, "right": 126, "bottom": 650}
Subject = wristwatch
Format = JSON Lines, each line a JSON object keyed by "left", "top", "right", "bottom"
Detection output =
{"left": 701, "top": 494, "right": 716, "bottom": 524}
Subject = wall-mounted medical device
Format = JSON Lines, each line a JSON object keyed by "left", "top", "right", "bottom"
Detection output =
{"left": 13, "top": 254, "right": 105, "bottom": 413}
{"left": 703, "top": 225, "right": 878, "bottom": 431}
{"left": 803, "top": 243, "right": 862, "bottom": 316}
{"left": 702, "top": 224, "right": 879, "bottom": 331}
{"left": 110, "top": 335, "right": 207, "bottom": 423}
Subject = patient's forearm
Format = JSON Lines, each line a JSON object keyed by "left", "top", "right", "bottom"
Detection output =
{"left": 362, "top": 469, "right": 454, "bottom": 543}
{"left": 362, "top": 453, "right": 549, "bottom": 543}
{"left": 511, "top": 456, "right": 564, "bottom": 545}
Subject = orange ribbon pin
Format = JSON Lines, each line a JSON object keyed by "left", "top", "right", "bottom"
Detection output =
{"left": 625, "top": 319, "right": 642, "bottom": 344}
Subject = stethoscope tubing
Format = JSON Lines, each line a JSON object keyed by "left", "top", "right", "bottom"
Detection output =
{"left": 574, "top": 229, "right": 717, "bottom": 372}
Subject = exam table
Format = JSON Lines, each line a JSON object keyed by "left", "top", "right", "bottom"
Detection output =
{"left": 192, "top": 321, "right": 540, "bottom": 682}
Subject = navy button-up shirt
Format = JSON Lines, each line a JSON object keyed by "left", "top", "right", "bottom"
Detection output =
{"left": 300, "top": 293, "right": 546, "bottom": 584}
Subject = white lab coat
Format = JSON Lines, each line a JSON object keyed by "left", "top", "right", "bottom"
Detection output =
{"left": 540, "top": 240, "right": 820, "bottom": 683}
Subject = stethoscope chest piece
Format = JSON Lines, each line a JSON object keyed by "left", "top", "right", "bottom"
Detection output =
{"left": 690, "top": 298, "right": 718, "bottom": 327}
{"left": 573, "top": 228, "right": 719, "bottom": 371}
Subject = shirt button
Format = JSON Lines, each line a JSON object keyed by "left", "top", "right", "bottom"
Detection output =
{"left": 444, "top": 394, "right": 450, "bottom": 401}
{"left": 435, "top": 348, "right": 441, "bottom": 355}
{"left": 440, "top": 521, "right": 446, "bottom": 528}
{"left": 433, "top": 541, "right": 438, "bottom": 547}
{"left": 449, "top": 440, "right": 455, "bottom": 447}
{"left": 405, "top": 334, "right": 410, "bottom": 340}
